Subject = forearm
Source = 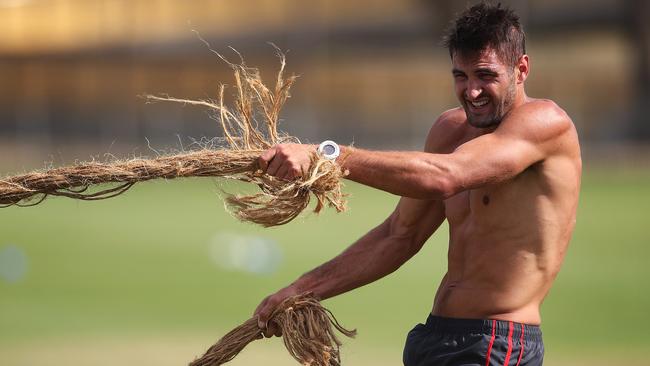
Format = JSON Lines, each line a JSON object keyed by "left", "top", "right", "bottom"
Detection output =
{"left": 339, "top": 146, "right": 457, "bottom": 199}
{"left": 289, "top": 220, "right": 421, "bottom": 300}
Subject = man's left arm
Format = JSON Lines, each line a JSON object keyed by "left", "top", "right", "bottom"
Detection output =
{"left": 260, "top": 101, "right": 573, "bottom": 199}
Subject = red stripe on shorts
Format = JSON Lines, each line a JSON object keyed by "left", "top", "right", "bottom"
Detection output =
{"left": 515, "top": 323, "right": 525, "bottom": 366}
{"left": 503, "top": 321, "right": 514, "bottom": 366}
{"left": 485, "top": 319, "right": 497, "bottom": 366}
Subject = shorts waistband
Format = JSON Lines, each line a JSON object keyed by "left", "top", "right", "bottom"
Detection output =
{"left": 424, "top": 314, "right": 542, "bottom": 342}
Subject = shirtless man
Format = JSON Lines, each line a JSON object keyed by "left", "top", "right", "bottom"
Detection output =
{"left": 254, "top": 3, "right": 581, "bottom": 365}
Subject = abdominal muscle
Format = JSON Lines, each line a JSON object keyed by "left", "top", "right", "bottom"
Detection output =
{"left": 431, "top": 181, "right": 572, "bottom": 325}
{"left": 431, "top": 248, "right": 550, "bottom": 326}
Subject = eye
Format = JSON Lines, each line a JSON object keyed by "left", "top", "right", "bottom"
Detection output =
{"left": 478, "top": 73, "right": 496, "bottom": 81}
{"left": 453, "top": 73, "right": 467, "bottom": 81}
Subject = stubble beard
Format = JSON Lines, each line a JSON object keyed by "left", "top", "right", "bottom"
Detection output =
{"left": 466, "top": 78, "right": 517, "bottom": 129}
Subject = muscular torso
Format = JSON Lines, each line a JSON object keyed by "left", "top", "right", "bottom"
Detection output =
{"left": 430, "top": 105, "right": 581, "bottom": 325}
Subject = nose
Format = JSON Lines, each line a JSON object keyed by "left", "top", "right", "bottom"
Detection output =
{"left": 465, "top": 80, "right": 482, "bottom": 100}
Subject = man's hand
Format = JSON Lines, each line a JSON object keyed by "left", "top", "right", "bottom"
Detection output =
{"left": 254, "top": 285, "right": 301, "bottom": 338}
{"left": 258, "top": 144, "right": 316, "bottom": 181}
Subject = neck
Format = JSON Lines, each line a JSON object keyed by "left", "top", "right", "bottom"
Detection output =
{"left": 513, "top": 88, "right": 529, "bottom": 108}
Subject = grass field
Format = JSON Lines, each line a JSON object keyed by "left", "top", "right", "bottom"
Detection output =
{"left": 1, "top": 168, "right": 649, "bottom": 365}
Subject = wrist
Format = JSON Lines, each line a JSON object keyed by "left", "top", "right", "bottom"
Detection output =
{"left": 337, "top": 145, "right": 354, "bottom": 172}
{"left": 290, "top": 275, "right": 326, "bottom": 299}
{"left": 289, "top": 276, "right": 309, "bottom": 294}
{"left": 318, "top": 140, "right": 341, "bottom": 160}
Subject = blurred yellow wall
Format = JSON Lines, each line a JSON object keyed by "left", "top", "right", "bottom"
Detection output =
{"left": 0, "top": 0, "right": 646, "bottom": 169}
{"left": 0, "top": 0, "right": 418, "bottom": 54}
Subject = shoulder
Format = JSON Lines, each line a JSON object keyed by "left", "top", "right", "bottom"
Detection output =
{"left": 424, "top": 108, "right": 467, "bottom": 153}
{"left": 436, "top": 107, "right": 467, "bottom": 128}
{"left": 500, "top": 99, "right": 574, "bottom": 141}
{"left": 499, "top": 99, "right": 579, "bottom": 157}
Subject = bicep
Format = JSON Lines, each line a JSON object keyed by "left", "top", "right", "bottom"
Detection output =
{"left": 388, "top": 113, "right": 451, "bottom": 240}
{"left": 442, "top": 101, "right": 572, "bottom": 192}
{"left": 388, "top": 197, "right": 446, "bottom": 250}
{"left": 447, "top": 131, "right": 544, "bottom": 190}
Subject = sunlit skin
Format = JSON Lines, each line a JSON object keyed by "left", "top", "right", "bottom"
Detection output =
{"left": 254, "top": 46, "right": 582, "bottom": 338}
{"left": 452, "top": 49, "right": 520, "bottom": 128}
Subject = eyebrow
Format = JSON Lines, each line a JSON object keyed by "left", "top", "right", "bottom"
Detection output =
{"left": 474, "top": 68, "right": 499, "bottom": 76}
{"left": 451, "top": 68, "right": 499, "bottom": 76}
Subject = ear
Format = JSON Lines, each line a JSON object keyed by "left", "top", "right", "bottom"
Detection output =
{"left": 516, "top": 55, "right": 530, "bottom": 83}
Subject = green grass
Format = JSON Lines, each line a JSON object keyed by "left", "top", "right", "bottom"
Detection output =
{"left": 1, "top": 169, "right": 649, "bottom": 365}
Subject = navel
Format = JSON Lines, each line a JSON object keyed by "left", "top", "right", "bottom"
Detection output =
{"left": 482, "top": 195, "right": 490, "bottom": 205}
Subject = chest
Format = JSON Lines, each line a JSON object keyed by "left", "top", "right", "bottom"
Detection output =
{"left": 443, "top": 167, "right": 541, "bottom": 227}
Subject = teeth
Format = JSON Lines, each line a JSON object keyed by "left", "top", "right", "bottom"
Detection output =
{"left": 470, "top": 99, "right": 489, "bottom": 107}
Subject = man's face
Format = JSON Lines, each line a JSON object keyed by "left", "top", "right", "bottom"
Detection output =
{"left": 451, "top": 48, "right": 518, "bottom": 128}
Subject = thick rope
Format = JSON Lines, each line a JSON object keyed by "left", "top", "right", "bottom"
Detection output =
{"left": 190, "top": 294, "right": 356, "bottom": 366}
{"left": 0, "top": 50, "right": 347, "bottom": 226}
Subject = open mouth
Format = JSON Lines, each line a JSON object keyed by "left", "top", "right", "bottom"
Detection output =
{"left": 466, "top": 98, "right": 490, "bottom": 112}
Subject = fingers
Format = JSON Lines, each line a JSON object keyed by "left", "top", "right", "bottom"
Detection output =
{"left": 255, "top": 287, "right": 300, "bottom": 338}
{"left": 255, "top": 296, "right": 273, "bottom": 330}
{"left": 266, "top": 154, "right": 284, "bottom": 177}
{"left": 275, "top": 164, "right": 290, "bottom": 181}
{"left": 273, "top": 324, "right": 282, "bottom": 337}
{"left": 263, "top": 321, "right": 282, "bottom": 338}
{"left": 255, "top": 298, "right": 283, "bottom": 338}
{"left": 276, "top": 161, "right": 304, "bottom": 181}
{"left": 258, "top": 148, "right": 277, "bottom": 172}
{"left": 258, "top": 144, "right": 312, "bottom": 181}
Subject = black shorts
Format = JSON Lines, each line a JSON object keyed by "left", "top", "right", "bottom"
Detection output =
{"left": 403, "top": 314, "right": 544, "bottom": 366}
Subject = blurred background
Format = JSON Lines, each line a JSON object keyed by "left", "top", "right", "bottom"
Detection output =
{"left": 1, "top": 0, "right": 649, "bottom": 365}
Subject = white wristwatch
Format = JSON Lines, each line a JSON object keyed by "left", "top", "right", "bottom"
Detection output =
{"left": 318, "top": 140, "right": 340, "bottom": 160}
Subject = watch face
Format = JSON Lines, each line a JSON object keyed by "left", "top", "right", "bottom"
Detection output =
{"left": 322, "top": 144, "right": 336, "bottom": 155}
{"left": 319, "top": 140, "right": 339, "bottom": 159}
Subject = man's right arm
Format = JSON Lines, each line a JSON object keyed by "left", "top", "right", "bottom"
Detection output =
{"left": 254, "top": 111, "right": 458, "bottom": 335}
{"left": 254, "top": 196, "right": 446, "bottom": 333}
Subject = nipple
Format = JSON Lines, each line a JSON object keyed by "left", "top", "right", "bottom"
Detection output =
{"left": 482, "top": 195, "right": 490, "bottom": 205}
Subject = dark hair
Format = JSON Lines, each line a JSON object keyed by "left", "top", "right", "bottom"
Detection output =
{"left": 442, "top": 2, "right": 526, "bottom": 68}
